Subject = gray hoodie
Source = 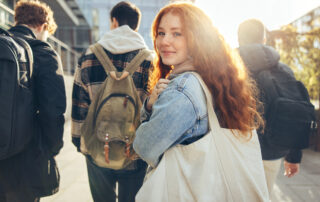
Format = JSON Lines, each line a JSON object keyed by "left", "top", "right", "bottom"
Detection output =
{"left": 98, "top": 25, "right": 148, "bottom": 54}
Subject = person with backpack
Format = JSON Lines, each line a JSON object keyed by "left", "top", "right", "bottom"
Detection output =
{"left": 238, "top": 19, "right": 316, "bottom": 198}
{"left": 0, "top": 1, "right": 66, "bottom": 202}
{"left": 71, "top": 2, "right": 153, "bottom": 202}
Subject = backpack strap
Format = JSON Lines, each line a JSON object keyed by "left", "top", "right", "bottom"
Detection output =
{"left": 125, "top": 49, "right": 150, "bottom": 75}
{"left": 90, "top": 43, "right": 150, "bottom": 80}
{"left": 0, "top": 27, "right": 10, "bottom": 36}
{"left": 90, "top": 43, "right": 117, "bottom": 73}
{"left": 3, "top": 29, "right": 34, "bottom": 80}
{"left": 15, "top": 37, "right": 33, "bottom": 79}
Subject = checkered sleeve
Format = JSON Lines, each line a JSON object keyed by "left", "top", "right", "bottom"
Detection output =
{"left": 71, "top": 55, "right": 90, "bottom": 150}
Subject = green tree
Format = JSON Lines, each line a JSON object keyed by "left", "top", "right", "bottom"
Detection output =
{"left": 268, "top": 25, "right": 320, "bottom": 109}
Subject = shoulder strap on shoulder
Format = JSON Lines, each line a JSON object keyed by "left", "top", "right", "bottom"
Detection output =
{"left": 126, "top": 49, "right": 151, "bottom": 75}
{"left": 14, "top": 37, "right": 33, "bottom": 79}
{"left": 0, "top": 27, "right": 10, "bottom": 36}
{"left": 90, "top": 43, "right": 117, "bottom": 74}
{"left": 3, "top": 30, "right": 34, "bottom": 80}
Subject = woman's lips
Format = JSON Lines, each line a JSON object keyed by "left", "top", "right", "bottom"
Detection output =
{"left": 161, "top": 51, "right": 175, "bottom": 57}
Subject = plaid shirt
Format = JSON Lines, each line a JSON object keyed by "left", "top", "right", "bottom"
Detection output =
{"left": 71, "top": 47, "right": 153, "bottom": 151}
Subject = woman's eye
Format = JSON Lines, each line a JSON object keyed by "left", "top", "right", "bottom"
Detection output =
{"left": 158, "top": 32, "right": 165, "bottom": 36}
{"left": 173, "top": 32, "right": 181, "bottom": 37}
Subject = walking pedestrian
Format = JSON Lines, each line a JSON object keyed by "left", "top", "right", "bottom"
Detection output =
{"left": 71, "top": 2, "right": 153, "bottom": 202}
{"left": 0, "top": 1, "right": 66, "bottom": 201}
{"left": 237, "top": 19, "right": 308, "bottom": 199}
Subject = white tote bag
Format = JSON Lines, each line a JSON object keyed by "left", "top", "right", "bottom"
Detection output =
{"left": 136, "top": 73, "right": 269, "bottom": 202}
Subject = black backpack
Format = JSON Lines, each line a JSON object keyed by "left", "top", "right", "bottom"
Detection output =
{"left": 255, "top": 63, "right": 317, "bottom": 150}
{"left": 0, "top": 27, "right": 35, "bottom": 160}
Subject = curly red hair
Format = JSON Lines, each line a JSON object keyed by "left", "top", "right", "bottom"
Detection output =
{"left": 14, "top": 0, "right": 57, "bottom": 34}
{"left": 151, "top": 2, "right": 263, "bottom": 137}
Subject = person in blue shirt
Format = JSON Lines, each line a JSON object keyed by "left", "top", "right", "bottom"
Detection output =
{"left": 133, "top": 2, "right": 263, "bottom": 168}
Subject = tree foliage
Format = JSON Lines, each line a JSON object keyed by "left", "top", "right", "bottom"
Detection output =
{"left": 268, "top": 25, "right": 320, "bottom": 108}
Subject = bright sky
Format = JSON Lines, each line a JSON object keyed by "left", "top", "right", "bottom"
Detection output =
{"left": 195, "top": 0, "right": 320, "bottom": 47}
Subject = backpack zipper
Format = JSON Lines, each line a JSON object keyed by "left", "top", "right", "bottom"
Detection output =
{"left": 95, "top": 93, "right": 136, "bottom": 119}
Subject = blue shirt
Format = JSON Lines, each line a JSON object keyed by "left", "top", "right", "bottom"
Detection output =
{"left": 133, "top": 72, "right": 209, "bottom": 167}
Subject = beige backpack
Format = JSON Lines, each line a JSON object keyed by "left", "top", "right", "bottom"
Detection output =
{"left": 81, "top": 43, "right": 150, "bottom": 169}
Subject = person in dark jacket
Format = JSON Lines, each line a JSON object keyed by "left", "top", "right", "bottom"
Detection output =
{"left": 237, "top": 19, "right": 302, "bottom": 198}
{"left": 0, "top": 1, "right": 66, "bottom": 202}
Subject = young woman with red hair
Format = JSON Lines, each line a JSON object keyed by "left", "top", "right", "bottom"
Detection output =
{"left": 133, "top": 2, "right": 268, "bottom": 201}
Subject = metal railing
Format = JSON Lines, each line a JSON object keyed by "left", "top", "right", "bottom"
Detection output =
{"left": 0, "top": 2, "right": 79, "bottom": 75}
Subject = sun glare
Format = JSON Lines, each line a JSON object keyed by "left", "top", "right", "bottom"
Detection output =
{"left": 195, "top": 0, "right": 320, "bottom": 48}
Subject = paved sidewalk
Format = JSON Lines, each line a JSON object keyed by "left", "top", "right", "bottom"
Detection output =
{"left": 42, "top": 75, "right": 92, "bottom": 202}
{"left": 273, "top": 149, "right": 320, "bottom": 202}
{"left": 41, "top": 75, "right": 320, "bottom": 202}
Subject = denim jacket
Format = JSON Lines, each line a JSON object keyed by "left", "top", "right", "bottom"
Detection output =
{"left": 133, "top": 72, "right": 209, "bottom": 167}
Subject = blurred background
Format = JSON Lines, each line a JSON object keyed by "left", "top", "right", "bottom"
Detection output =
{"left": 1, "top": 0, "right": 319, "bottom": 201}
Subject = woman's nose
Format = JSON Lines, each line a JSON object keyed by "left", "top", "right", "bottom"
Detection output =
{"left": 160, "top": 35, "right": 172, "bottom": 46}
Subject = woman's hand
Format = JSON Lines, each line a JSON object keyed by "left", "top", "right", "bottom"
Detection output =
{"left": 146, "top": 79, "right": 170, "bottom": 111}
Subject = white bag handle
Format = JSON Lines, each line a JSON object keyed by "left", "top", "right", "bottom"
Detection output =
{"left": 190, "top": 72, "right": 239, "bottom": 201}
{"left": 190, "top": 72, "right": 227, "bottom": 132}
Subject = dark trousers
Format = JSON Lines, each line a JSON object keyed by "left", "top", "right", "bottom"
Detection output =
{"left": 1, "top": 192, "right": 39, "bottom": 202}
{"left": 0, "top": 181, "right": 39, "bottom": 202}
{"left": 86, "top": 156, "right": 147, "bottom": 202}
{"left": 0, "top": 184, "right": 6, "bottom": 202}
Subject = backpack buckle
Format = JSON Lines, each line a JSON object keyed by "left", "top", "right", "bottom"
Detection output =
{"left": 123, "top": 96, "right": 129, "bottom": 107}
{"left": 110, "top": 71, "right": 129, "bottom": 81}
{"left": 104, "top": 134, "right": 110, "bottom": 163}
{"left": 125, "top": 136, "right": 130, "bottom": 158}
{"left": 311, "top": 121, "right": 318, "bottom": 129}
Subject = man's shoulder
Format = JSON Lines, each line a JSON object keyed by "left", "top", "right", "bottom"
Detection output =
{"left": 84, "top": 46, "right": 93, "bottom": 56}
{"left": 29, "top": 40, "right": 62, "bottom": 75}
{"left": 81, "top": 45, "right": 153, "bottom": 69}
{"left": 277, "top": 62, "right": 295, "bottom": 77}
{"left": 84, "top": 44, "right": 153, "bottom": 60}
{"left": 29, "top": 39, "right": 57, "bottom": 58}
{"left": 139, "top": 49, "right": 154, "bottom": 62}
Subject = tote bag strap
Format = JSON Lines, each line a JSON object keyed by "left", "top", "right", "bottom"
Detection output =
{"left": 190, "top": 72, "right": 223, "bottom": 131}
{"left": 190, "top": 72, "right": 237, "bottom": 201}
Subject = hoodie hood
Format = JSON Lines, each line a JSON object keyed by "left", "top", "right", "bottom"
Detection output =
{"left": 238, "top": 44, "right": 280, "bottom": 72}
{"left": 97, "top": 25, "right": 148, "bottom": 54}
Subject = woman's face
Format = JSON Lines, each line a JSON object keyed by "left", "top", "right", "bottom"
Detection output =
{"left": 156, "top": 12, "right": 190, "bottom": 69}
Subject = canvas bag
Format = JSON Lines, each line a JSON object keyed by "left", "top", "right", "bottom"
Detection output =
{"left": 136, "top": 72, "right": 269, "bottom": 202}
{"left": 80, "top": 44, "right": 150, "bottom": 169}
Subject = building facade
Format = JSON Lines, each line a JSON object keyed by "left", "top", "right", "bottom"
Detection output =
{"left": 290, "top": 6, "right": 320, "bottom": 33}
{"left": 41, "top": 0, "right": 92, "bottom": 54}
{"left": 0, "top": 0, "right": 196, "bottom": 72}
{"left": 75, "top": 0, "right": 169, "bottom": 49}
{"left": 0, "top": 0, "right": 91, "bottom": 74}
{"left": 75, "top": 0, "right": 195, "bottom": 49}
